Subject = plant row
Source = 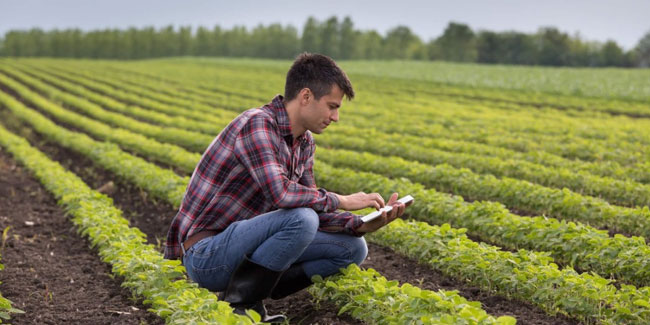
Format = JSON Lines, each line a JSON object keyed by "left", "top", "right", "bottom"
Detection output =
{"left": 8, "top": 84, "right": 650, "bottom": 322}
{"left": 0, "top": 124, "right": 254, "bottom": 324}
{"left": 309, "top": 264, "right": 515, "bottom": 324}
{"left": 21, "top": 61, "right": 650, "bottom": 187}
{"left": 0, "top": 99, "right": 511, "bottom": 325}
{"left": 318, "top": 129, "right": 650, "bottom": 208}
{"left": 0, "top": 89, "right": 188, "bottom": 208}
{"left": 5, "top": 64, "right": 230, "bottom": 139}
{"left": 10, "top": 63, "right": 231, "bottom": 136}
{"left": 35, "top": 59, "right": 650, "bottom": 170}
{"left": 315, "top": 136, "right": 650, "bottom": 236}
{"left": 316, "top": 163, "right": 650, "bottom": 323}
{"left": 11, "top": 61, "right": 240, "bottom": 127}
{"left": 89, "top": 58, "right": 650, "bottom": 150}
{"left": 0, "top": 70, "right": 203, "bottom": 171}
{"left": 7, "top": 71, "right": 650, "bottom": 289}
{"left": 12, "top": 63, "right": 650, "bottom": 214}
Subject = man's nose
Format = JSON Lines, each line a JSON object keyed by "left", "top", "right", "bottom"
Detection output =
{"left": 330, "top": 110, "right": 339, "bottom": 122}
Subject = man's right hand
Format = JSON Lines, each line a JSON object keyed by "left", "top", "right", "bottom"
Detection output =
{"left": 336, "top": 192, "right": 385, "bottom": 211}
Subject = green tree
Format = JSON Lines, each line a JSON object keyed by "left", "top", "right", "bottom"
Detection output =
{"left": 194, "top": 26, "right": 213, "bottom": 56}
{"left": 435, "top": 22, "right": 477, "bottom": 62}
{"left": 357, "top": 30, "right": 383, "bottom": 59}
{"left": 476, "top": 31, "right": 501, "bottom": 63}
{"left": 339, "top": 16, "right": 356, "bottom": 59}
{"left": 536, "top": 27, "right": 571, "bottom": 66}
{"left": 301, "top": 17, "right": 321, "bottom": 54}
{"left": 635, "top": 30, "right": 650, "bottom": 67}
{"left": 320, "top": 16, "right": 340, "bottom": 58}
{"left": 383, "top": 26, "right": 424, "bottom": 59}
{"left": 178, "top": 26, "right": 193, "bottom": 56}
{"left": 600, "top": 40, "right": 625, "bottom": 66}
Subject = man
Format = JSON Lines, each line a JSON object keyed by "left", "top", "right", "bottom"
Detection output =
{"left": 165, "top": 52, "right": 407, "bottom": 323}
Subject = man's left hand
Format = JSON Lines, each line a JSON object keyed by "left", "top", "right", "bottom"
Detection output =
{"left": 357, "top": 193, "right": 409, "bottom": 233}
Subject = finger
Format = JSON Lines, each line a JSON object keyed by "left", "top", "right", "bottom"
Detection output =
{"left": 399, "top": 202, "right": 406, "bottom": 217}
{"left": 373, "top": 201, "right": 381, "bottom": 210}
{"left": 373, "top": 193, "right": 386, "bottom": 208}
{"left": 390, "top": 204, "right": 400, "bottom": 220}
{"left": 387, "top": 192, "right": 398, "bottom": 205}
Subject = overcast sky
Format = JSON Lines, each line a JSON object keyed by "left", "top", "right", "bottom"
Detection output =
{"left": 1, "top": 0, "right": 649, "bottom": 50}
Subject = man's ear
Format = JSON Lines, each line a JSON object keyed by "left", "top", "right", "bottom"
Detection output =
{"left": 300, "top": 88, "right": 312, "bottom": 105}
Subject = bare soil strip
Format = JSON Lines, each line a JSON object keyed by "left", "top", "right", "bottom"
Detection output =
{"left": 0, "top": 149, "right": 164, "bottom": 324}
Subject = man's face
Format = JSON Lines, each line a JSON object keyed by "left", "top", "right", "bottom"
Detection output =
{"left": 301, "top": 84, "right": 343, "bottom": 134}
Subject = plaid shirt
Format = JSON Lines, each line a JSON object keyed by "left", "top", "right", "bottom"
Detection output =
{"left": 164, "top": 95, "right": 363, "bottom": 259}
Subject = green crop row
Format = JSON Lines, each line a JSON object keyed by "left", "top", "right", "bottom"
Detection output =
{"left": 7, "top": 69, "right": 650, "bottom": 289}
{"left": 318, "top": 130, "right": 650, "bottom": 208}
{"left": 7, "top": 85, "right": 650, "bottom": 322}
{"left": 10, "top": 61, "right": 240, "bottom": 126}
{"left": 0, "top": 70, "right": 203, "bottom": 171}
{"left": 24, "top": 59, "right": 650, "bottom": 171}
{"left": 89, "top": 58, "right": 650, "bottom": 147}
{"left": 315, "top": 138, "right": 650, "bottom": 237}
{"left": 9, "top": 63, "right": 230, "bottom": 136}
{"left": 316, "top": 164, "right": 650, "bottom": 323}
{"left": 309, "top": 264, "right": 515, "bottom": 325}
{"left": 316, "top": 148, "right": 650, "bottom": 287}
{"left": 0, "top": 90, "right": 188, "bottom": 208}
{"left": 12, "top": 63, "right": 650, "bottom": 215}
{"left": 22, "top": 59, "right": 650, "bottom": 187}
{"left": 0, "top": 124, "right": 254, "bottom": 324}
{"left": 37, "top": 59, "right": 650, "bottom": 170}
{"left": 0, "top": 66, "right": 214, "bottom": 153}
{"left": 5, "top": 64, "right": 230, "bottom": 139}
{"left": 366, "top": 219, "right": 650, "bottom": 324}
{"left": 329, "top": 124, "right": 650, "bottom": 185}
{"left": 15, "top": 66, "right": 650, "bottom": 246}
{"left": 51, "top": 60, "right": 650, "bottom": 185}
{"left": 20, "top": 60, "right": 256, "bottom": 114}
{"left": 0, "top": 101, "right": 510, "bottom": 325}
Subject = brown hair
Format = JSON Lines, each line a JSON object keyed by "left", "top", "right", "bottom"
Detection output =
{"left": 284, "top": 52, "right": 354, "bottom": 102}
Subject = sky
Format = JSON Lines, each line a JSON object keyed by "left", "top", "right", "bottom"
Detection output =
{"left": 1, "top": 0, "right": 649, "bottom": 50}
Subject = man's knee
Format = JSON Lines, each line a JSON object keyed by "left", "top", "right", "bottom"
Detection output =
{"left": 349, "top": 236, "right": 368, "bottom": 265}
{"left": 286, "top": 207, "right": 319, "bottom": 236}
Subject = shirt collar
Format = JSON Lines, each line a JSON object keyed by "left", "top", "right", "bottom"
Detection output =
{"left": 269, "top": 94, "right": 308, "bottom": 144}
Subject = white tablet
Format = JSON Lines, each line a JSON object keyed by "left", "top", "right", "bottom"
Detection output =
{"left": 361, "top": 195, "right": 414, "bottom": 223}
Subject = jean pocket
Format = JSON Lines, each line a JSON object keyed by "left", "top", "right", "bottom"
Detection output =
{"left": 192, "top": 264, "right": 231, "bottom": 292}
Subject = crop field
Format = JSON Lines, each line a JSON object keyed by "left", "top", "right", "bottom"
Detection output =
{"left": 1, "top": 57, "right": 650, "bottom": 324}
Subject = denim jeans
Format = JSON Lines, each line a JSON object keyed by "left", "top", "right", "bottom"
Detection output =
{"left": 182, "top": 207, "right": 368, "bottom": 292}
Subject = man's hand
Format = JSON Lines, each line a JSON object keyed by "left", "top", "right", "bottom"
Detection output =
{"left": 357, "top": 193, "right": 409, "bottom": 233}
{"left": 336, "top": 192, "right": 385, "bottom": 211}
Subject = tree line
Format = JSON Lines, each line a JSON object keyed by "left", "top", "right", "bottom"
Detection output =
{"left": 1, "top": 16, "right": 649, "bottom": 67}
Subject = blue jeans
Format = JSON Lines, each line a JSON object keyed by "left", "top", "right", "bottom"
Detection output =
{"left": 182, "top": 207, "right": 368, "bottom": 292}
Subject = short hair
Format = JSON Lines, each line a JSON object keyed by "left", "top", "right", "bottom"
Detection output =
{"left": 284, "top": 52, "right": 354, "bottom": 102}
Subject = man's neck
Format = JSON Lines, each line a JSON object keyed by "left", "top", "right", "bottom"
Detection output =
{"left": 284, "top": 99, "right": 306, "bottom": 140}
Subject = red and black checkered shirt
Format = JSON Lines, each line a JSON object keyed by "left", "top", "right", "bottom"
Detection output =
{"left": 164, "top": 95, "right": 363, "bottom": 259}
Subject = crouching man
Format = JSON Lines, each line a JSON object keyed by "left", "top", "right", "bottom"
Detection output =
{"left": 164, "top": 52, "right": 407, "bottom": 323}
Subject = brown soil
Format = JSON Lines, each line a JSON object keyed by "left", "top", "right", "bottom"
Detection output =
{"left": 0, "top": 150, "right": 164, "bottom": 325}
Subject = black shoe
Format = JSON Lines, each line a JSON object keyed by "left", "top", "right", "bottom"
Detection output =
{"left": 270, "top": 263, "right": 313, "bottom": 300}
{"left": 220, "top": 255, "right": 287, "bottom": 323}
